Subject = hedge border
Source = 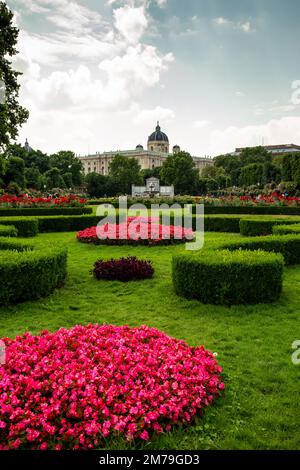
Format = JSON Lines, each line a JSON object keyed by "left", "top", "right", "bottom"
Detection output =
{"left": 0, "top": 218, "right": 39, "bottom": 237}
{"left": 239, "top": 218, "right": 300, "bottom": 237}
{"left": 0, "top": 224, "right": 18, "bottom": 238}
{"left": 273, "top": 224, "right": 300, "bottom": 236}
{"left": 0, "top": 207, "right": 92, "bottom": 217}
{"left": 172, "top": 249, "right": 283, "bottom": 305}
{"left": 0, "top": 238, "right": 68, "bottom": 306}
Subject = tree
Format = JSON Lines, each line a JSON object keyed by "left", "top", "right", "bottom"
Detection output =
{"left": 49, "top": 151, "right": 83, "bottom": 186}
{"left": 160, "top": 151, "right": 198, "bottom": 195}
{"left": 4, "top": 156, "right": 25, "bottom": 188}
{"left": 201, "top": 165, "right": 225, "bottom": 179}
{"left": 44, "top": 167, "right": 66, "bottom": 189}
{"left": 109, "top": 154, "right": 142, "bottom": 194}
{"left": 239, "top": 163, "right": 264, "bottom": 187}
{"left": 62, "top": 172, "right": 73, "bottom": 188}
{"left": 141, "top": 167, "right": 161, "bottom": 182}
{"left": 0, "top": 2, "right": 29, "bottom": 149}
{"left": 25, "top": 166, "right": 41, "bottom": 189}
{"left": 262, "top": 162, "right": 281, "bottom": 184}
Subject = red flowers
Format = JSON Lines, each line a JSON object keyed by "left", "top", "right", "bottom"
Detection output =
{"left": 77, "top": 217, "right": 194, "bottom": 246}
{"left": 0, "top": 325, "right": 224, "bottom": 450}
{"left": 0, "top": 194, "right": 86, "bottom": 207}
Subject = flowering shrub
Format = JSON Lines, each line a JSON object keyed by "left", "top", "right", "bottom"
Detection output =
{"left": 0, "top": 194, "right": 86, "bottom": 208}
{"left": 92, "top": 257, "right": 154, "bottom": 282}
{"left": 0, "top": 324, "right": 224, "bottom": 450}
{"left": 203, "top": 194, "right": 300, "bottom": 207}
{"left": 77, "top": 217, "right": 194, "bottom": 246}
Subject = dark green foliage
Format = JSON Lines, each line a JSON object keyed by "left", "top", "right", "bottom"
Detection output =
{"left": 0, "top": 217, "right": 38, "bottom": 237}
{"left": 160, "top": 151, "right": 198, "bottom": 194}
{"left": 0, "top": 2, "right": 29, "bottom": 148}
{"left": 3, "top": 156, "right": 25, "bottom": 188}
{"left": 239, "top": 218, "right": 299, "bottom": 236}
{"left": 172, "top": 249, "right": 283, "bottom": 305}
{"left": 220, "top": 235, "right": 300, "bottom": 265}
{"left": 109, "top": 154, "right": 142, "bottom": 194}
{"left": 0, "top": 223, "right": 17, "bottom": 237}
{"left": 0, "top": 238, "right": 67, "bottom": 305}
{"left": 273, "top": 224, "right": 300, "bottom": 235}
{"left": 204, "top": 205, "right": 300, "bottom": 215}
{"left": 0, "top": 207, "right": 92, "bottom": 217}
{"left": 36, "top": 215, "right": 103, "bottom": 233}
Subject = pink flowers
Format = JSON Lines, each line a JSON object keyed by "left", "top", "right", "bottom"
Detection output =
{"left": 0, "top": 324, "right": 224, "bottom": 450}
{"left": 77, "top": 217, "right": 194, "bottom": 246}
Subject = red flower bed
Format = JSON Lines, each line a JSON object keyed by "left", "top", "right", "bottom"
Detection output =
{"left": 0, "top": 194, "right": 86, "bottom": 207}
{"left": 77, "top": 217, "right": 194, "bottom": 246}
{"left": 92, "top": 257, "right": 154, "bottom": 282}
{"left": 0, "top": 325, "right": 224, "bottom": 450}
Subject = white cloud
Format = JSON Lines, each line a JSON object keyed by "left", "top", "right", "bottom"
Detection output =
{"left": 194, "top": 120, "right": 211, "bottom": 129}
{"left": 213, "top": 16, "right": 254, "bottom": 33}
{"left": 114, "top": 5, "right": 148, "bottom": 44}
{"left": 133, "top": 105, "right": 175, "bottom": 124}
{"left": 208, "top": 116, "right": 300, "bottom": 155}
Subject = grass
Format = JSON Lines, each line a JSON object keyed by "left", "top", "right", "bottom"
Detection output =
{"left": 0, "top": 230, "right": 299, "bottom": 450}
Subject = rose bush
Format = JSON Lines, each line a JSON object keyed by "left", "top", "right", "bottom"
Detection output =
{"left": 77, "top": 217, "right": 194, "bottom": 246}
{"left": 0, "top": 324, "right": 224, "bottom": 450}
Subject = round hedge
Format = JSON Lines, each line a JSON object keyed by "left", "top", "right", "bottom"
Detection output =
{"left": 0, "top": 238, "right": 68, "bottom": 306}
{"left": 273, "top": 223, "right": 300, "bottom": 236}
{"left": 172, "top": 249, "right": 284, "bottom": 305}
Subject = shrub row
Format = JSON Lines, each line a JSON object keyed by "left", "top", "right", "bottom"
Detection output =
{"left": 0, "top": 217, "right": 39, "bottom": 237}
{"left": 88, "top": 199, "right": 300, "bottom": 215}
{"left": 220, "top": 234, "right": 300, "bottom": 265}
{"left": 0, "top": 224, "right": 18, "bottom": 238}
{"left": 172, "top": 249, "right": 283, "bottom": 305}
{"left": 0, "top": 238, "right": 68, "bottom": 305}
{"left": 273, "top": 224, "right": 300, "bottom": 235}
{"left": 239, "top": 218, "right": 300, "bottom": 236}
{"left": 0, "top": 207, "right": 92, "bottom": 217}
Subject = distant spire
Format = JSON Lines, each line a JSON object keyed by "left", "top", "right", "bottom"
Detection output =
{"left": 156, "top": 121, "right": 160, "bottom": 131}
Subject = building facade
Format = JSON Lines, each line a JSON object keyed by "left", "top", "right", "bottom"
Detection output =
{"left": 233, "top": 144, "right": 300, "bottom": 156}
{"left": 78, "top": 122, "right": 212, "bottom": 176}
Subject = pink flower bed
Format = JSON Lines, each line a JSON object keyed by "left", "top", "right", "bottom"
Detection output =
{"left": 77, "top": 217, "right": 194, "bottom": 246}
{"left": 0, "top": 324, "right": 224, "bottom": 450}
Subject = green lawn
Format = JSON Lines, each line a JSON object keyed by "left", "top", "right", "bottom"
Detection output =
{"left": 0, "top": 231, "right": 299, "bottom": 450}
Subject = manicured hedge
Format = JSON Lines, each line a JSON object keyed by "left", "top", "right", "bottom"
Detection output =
{"left": 37, "top": 215, "right": 104, "bottom": 232}
{"left": 88, "top": 199, "right": 300, "bottom": 215}
{"left": 0, "top": 207, "right": 92, "bottom": 217}
{"left": 220, "top": 234, "right": 300, "bottom": 265}
{"left": 0, "top": 217, "right": 39, "bottom": 237}
{"left": 239, "top": 218, "right": 300, "bottom": 236}
{"left": 172, "top": 249, "right": 283, "bottom": 305}
{"left": 273, "top": 224, "right": 300, "bottom": 236}
{"left": 0, "top": 224, "right": 18, "bottom": 237}
{"left": 0, "top": 238, "right": 67, "bottom": 305}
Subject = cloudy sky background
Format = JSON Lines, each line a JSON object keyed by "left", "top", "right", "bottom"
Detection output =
{"left": 7, "top": 0, "right": 300, "bottom": 156}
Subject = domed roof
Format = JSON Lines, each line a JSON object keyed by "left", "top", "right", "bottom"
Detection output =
{"left": 148, "top": 122, "right": 169, "bottom": 143}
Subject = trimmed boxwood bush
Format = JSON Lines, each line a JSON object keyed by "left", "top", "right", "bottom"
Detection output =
{"left": 92, "top": 256, "right": 154, "bottom": 282}
{"left": 0, "top": 207, "right": 92, "bottom": 217}
{"left": 273, "top": 224, "right": 300, "bottom": 236}
{"left": 220, "top": 234, "right": 300, "bottom": 265}
{"left": 0, "top": 224, "right": 18, "bottom": 237}
{"left": 172, "top": 249, "right": 283, "bottom": 305}
{"left": 0, "top": 217, "right": 39, "bottom": 237}
{"left": 239, "top": 218, "right": 300, "bottom": 237}
{"left": 0, "top": 238, "right": 67, "bottom": 305}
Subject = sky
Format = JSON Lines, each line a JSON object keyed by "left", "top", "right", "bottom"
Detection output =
{"left": 6, "top": 0, "right": 300, "bottom": 157}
